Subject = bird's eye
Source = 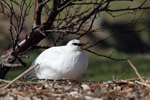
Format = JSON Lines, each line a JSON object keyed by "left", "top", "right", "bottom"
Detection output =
{"left": 72, "top": 43, "right": 78, "bottom": 45}
{"left": 72, "top": 43, "right": 83, "bottom": 46}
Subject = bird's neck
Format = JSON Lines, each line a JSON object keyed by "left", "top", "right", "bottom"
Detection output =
{"left": 65, "top": 47, "right": 81, "bottom": 53}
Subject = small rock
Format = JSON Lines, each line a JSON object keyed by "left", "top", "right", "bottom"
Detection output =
{"left": 69, "top": 91, "right": 79, "bottom": 96}
{"left": 64, "top": 86, "right": 72, "bottom": 91}
{"left": 114, "top": 86, "right": 121, "bottom": 90}
{"left": 84, "top": 96, "right": 93, "bottom": 100}
{"left": 124, "top": 88, "right": 133, "bottom": 93}
{"left": 81, "top": 84, "right": 90, "bottom": 91}
{"left": 68, "top": 91, "right": 81, "bottom": 98}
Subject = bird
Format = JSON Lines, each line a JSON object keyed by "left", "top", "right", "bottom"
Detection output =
{"left": 24, "top": 39, "right": 89, "bottom": 79}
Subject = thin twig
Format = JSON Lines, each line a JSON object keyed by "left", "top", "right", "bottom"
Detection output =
{"left": 3, "top": 64, "right": 39, "bottom": 89}
{"left": 125, "top": 77, "right": 150, "bottom": 81}
{"left": 127, "top": 59, "right": 150, "bottom": 88}
{"left": 116, "top": 69, "right": 128, "bottom": 81}
{"left": 0, "top": 63, "right": 23, "bottom": 67}
{"left": 0, "top": 79, "right": 11, "bottom": 83}
{"left": 135, "top": 80, "right": 150, "bottom": 87}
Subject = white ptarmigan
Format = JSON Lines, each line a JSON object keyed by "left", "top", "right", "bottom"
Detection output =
{"left": 25, "top": 39, "right": 89, "bottom": 79}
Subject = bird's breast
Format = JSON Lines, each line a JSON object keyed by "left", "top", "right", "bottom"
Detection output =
{"left": 57, "top": 51, "right": 88, "bottom": 77}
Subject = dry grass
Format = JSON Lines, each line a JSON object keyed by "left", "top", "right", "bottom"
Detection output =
{"left": 1, "top": 77, "right": 150, "bottom": 99}
{"left": 1, "top": 62, "right": 150, "bottom": 99}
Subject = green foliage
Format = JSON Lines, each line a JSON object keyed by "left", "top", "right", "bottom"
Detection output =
{"left": 5, "top": 50, "right": 150, "bottom": 81}
{"left": 81, "top": 52, "right": 150, "bottom": 81}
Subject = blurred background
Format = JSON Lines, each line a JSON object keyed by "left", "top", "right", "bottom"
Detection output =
{"left": 1, "top": 1, "right": 150, "bottom": 81}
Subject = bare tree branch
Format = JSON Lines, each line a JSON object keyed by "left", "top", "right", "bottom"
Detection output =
{"left": 0, "top": 0, "right": 150, "bottom": 79}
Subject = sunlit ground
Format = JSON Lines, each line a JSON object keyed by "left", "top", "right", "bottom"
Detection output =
{"left": 5, "top": 50, "right": 150, "bottom": 81}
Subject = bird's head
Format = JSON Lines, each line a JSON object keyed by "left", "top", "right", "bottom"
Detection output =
{"left": 66, "top": 39, "right": 85, "bottom": 51}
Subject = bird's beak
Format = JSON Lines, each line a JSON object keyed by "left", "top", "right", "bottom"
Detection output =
{"left": 77, "top": 43, "right": 85, "bottom": 47}
{"left": 80, "top": 43, "right": 85, "bottom": 49}
{"left": 80, "top": 43, "right": 85, "bottom": 46}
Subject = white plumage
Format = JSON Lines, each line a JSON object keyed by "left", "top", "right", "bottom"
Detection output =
{"left": 25, "top": 39, "right": 89, "bottom": 79}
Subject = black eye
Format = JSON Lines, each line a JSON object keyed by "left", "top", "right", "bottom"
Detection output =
{"left": 72, "top": 43, "right": 78, "bottom": 46}
{"left": 72, "top": 43, "right": 83, "bottom": 46}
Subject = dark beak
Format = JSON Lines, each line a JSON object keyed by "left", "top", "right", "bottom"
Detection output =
{"left": 78, "top": 43, "right": 85, "bottom": 46}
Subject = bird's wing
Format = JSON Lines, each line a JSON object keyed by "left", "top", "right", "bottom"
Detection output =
{"left": 25, "top": 46, "right": 65, "bottom": 78}
{"left": 32, "top": 46, "right": 65, "bottom": 66}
